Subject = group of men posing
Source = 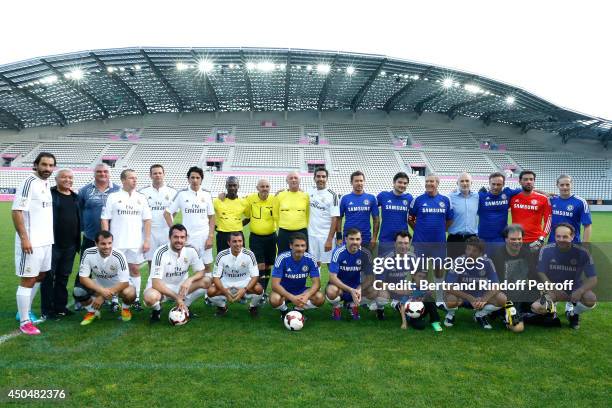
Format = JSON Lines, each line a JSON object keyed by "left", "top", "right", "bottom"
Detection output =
{"left": 13, "top": 152, "right": 597, "bottom": 335}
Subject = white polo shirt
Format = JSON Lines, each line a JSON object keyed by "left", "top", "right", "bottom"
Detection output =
{"left": 79, "top": 247, "right": 130, "bottom": 288}
{"left": 166, "top": 187, "right": 215, "bottom": 237}
{"left": 139, "top": 184, "right": 177, "bottom": 229}
{"left": 12, "top": 173, "right": 54, "bottom": 247}
{"left": 213, "top": 248, "right": 259, "bottom": 288}
{"left": 307, "top": 187, "right": 340, "bottom": 238}
{"left": 149, "top": 243, "right": 204, "bottom": 287}
{"left": 101, "top": 189, "right": 152, "bottom": 249}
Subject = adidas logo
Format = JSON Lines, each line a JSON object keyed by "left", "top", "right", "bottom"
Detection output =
{"left": 342, "top": 260, "right": 347, "bottom": 264}
{"left": 387, "top": 200, "right": 392, "bottom": 203}
{"left": 287, "top": 268, "right": 292, "bottom": 272}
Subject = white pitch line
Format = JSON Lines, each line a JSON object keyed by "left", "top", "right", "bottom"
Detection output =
{"left": 0, "top": 301, "right": 76, "bottom": 346}
{"left": 0, "top": 329, "right": 22, "bottom": 345}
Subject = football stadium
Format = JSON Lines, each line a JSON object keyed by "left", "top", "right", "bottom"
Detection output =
{"left": 0, "top": 47, "right": 610, "bottom": 406}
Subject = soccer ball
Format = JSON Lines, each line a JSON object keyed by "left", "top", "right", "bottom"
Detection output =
{"left": 283, "top": 310, "right": 305, "bottom": 331}
{"left": 168, "top": 306, "right": 190, "bottom": 326}
{"left": 404, "top": 301, "right": 425, "bottom": 319}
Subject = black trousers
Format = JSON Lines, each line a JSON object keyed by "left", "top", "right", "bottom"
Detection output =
{"left": 74, "top": 236, "right": 96, "bottom": 289}
{"left": 41, "top": 245, "right": 77, "bottom": 314}
{"left": 277, "top": 228, "right": 308, "bottom": 254}
{"left": 216, "top": 231, "right": 244, "bottom": 253}
{"left": 446, "top": 233, "right": 477, "bottom": 259}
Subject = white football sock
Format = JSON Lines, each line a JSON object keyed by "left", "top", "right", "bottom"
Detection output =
{"left": 249, "top": 294, "right": 262, "bottom": 307}
{"left": 152, "top": 301, "right": 161, "bottom": 311}
{"left": 17, "top": 286, "right": 31, "bottom": 324}
{"left": 303, "top": 300, "right": 317, "bottom": 310}
{"left": 185, "top": 288, "right": 206, "bottom": 306}
{"left": 275, "top": 302, "right": 288, "bottom": 312}
{"left": 565, "top": 302, "right": 574, "bottom": 312}
{"left": 85, "top": 303, "right": 95, "bottom": 313}
{"left": 210, "top": 296, "right": 226, "bottom": 308}
{"left": 121, "top": 302, "right": 130, "bottom": 310}
{"left": 29, "top": 282, "right": 40, "bottom": 309}
{"left": 475, "top": 304, "right": 501, "bottom": 317}
{"left": 573, "top": 302, "right": 595, "bottom": 315}
{"left": 445, "top": 307, "right": 457, "bottom": 318}
{"left": 376, "top": 297, "right": 388, "bottom": 310}
{"left": 131, "top": 276, "right": 141, "bottom": 301}
{"left": 327, "top": 295, "right": 341, "bottom": 307}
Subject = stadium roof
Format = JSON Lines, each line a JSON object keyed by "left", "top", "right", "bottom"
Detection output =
{"left": 0, "top": 47, "right": 610, "bottom": 146}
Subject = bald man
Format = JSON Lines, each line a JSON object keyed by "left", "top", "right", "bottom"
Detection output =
{"left": 213, "top": 176, "right": 248, "bottom": 253}
{"left": 274, "top": 171, "right": 309, "bottom": 253}
{"left": 447, "top": 172, "right": 479, "bottom": 259}
{"left": 244, "top": 179, "right": 278, "bottom": 294}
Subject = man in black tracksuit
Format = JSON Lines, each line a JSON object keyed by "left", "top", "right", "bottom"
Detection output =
{"left": 41, "top": 169, "right": 81, "bottom": 319}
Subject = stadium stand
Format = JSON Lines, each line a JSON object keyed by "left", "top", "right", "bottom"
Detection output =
{"left": 23, "top": 142, "right": 107, "bottom": 165}
{"left": 399, "top": 126, "right": 478, "bottom": 149}
{"left": 323, "top": 123, "right": 392, "bottom": 145}
{"left": 140, "top": 125, "right": 212, "bottom": 142}
{"left": 234, "top": 124, "right": 301, "bottom": 144}
{"left": 233, "top": 145, "right": 301, "bottom": 169}
{"left": 423, "top": 150, "right": 497, "bottom": 174}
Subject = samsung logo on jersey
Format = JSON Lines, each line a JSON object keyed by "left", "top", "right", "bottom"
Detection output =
{"left": 348, "top": 206, "right": 370, "bottom": 212}
{"left": 339, "top": 266, "right": 361, "bottom": 272}
{"left": 484, "top": 200, "right": 507, "bottom": 206}
{"left": 549, "top": 264, "right": 577, "bottom": 272}
{"left": 553, "top": 210, "right": 574, "bottom": 217}
{"left": 421, "top": 208, "right": 446, "bottom": 213}
{"left": 513, "top": 203, "right": 538, "bottom": 210}
{"left": 384, "top": 205, "right": 407, "bottom": 211}
{"left": 288, "top": 273, "right": 309, "bottom": 279}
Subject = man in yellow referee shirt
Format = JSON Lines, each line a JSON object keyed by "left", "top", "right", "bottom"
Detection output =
{"left": 244, "top": 179, "right": 277, "bottom": 294}
{"left": 213, "top": 177, "right": 248, "bottom": 252}
{"left": 274, "top": 171, "right": 309, "bottom": 253}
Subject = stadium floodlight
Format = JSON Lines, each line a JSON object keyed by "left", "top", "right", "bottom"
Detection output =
{"left": 134, "top": 64, "right": 141, "bottom": 71}
{"left": 69, "top": 69, "right": 84, "bottom": 81}
{"left": 411, "top": 75, "right": 419, "bottom": 80}
{"left": 380, "top": 71, "right": 386, "bottom": 76}
{"left": 176, "top": 62, "right": 189, "bottom": 71}
{"left": 306, "top": 65, "right": 313, "bottom": 71}
{"left": 316, "top": 64, "right": 331, "bottom": 74}
{"left": 442, "top": 78, "right": 454, "bottom": 88}
{"left": 346, "top": 66, "right": 355, "bottom": 76}
{"left": 229, "top": 63, "right": 235, "bottom": 69}
{"left": 246, "top": 62, "right": 256, "bottom": 70}
{"left": 257, "top": 61, "right": 275, "bottom": 72}
{"left": 107, "top": 66, "right": 115, "bottom": 73}
{"left": 198, "top": 60, "right": 215, "bottom": 73}
{"left": 280, "top": 63, "right": 286, "bottom": 70}
{"left": 505, "top": 95, "right": 515, "bottom": 105}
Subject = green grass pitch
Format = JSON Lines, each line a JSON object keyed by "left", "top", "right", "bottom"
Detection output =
{"left": 0, "top": 203, "right": 610, "bottom": 407}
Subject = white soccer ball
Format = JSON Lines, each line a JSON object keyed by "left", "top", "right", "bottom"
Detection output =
{"left": 404, "top": 301, "right": 426, "bottom": 319}
{"left": 284, "top": 310, "right": 305, "bottom": 331}
{"left": 168, "top": 306, "right": 190, "bottom": 326}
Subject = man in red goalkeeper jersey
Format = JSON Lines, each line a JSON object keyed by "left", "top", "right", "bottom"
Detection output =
{"left": 510, "top": 171, "right": 552, "bottom": 251}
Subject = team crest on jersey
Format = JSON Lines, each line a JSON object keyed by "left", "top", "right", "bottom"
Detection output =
{"left": 184, "top": 257, "right": 188, "bottom": 263}
{"left": 567, "top": 205, "right": 574, "bottom": 211}
{"left": 403, "top": 200, "right": 408, "bottom": 206}
{"left": 26, "top": 266, "right": 31, "bottom": 273}
{"left": 363, "top": 199, "right": 369, "bottom": 205}
{"left": 356, "top": 259, "right": 362, "bottom": 265}
{"left": 20, "top": 198, "right": 27, "bottom": 206}
{"left": 439, "top": 201, "right": 445, "bottom": 208}
{"left": 531, "top": 199, "right": 538, "bottom": 205}
{"left": 241, "top": 262, "right": 246, "bottom": 268}
{"left": 302, "top": 265, "right": 309, "bottom": 272}
{"left": 199, "top": 197, "right": 205, "bottom": 203}
{"left": 165, "top": 195, "right": 170, "bottom": 200}
{"left": 501, "top": 194, "right": 507, "bottom": 200}
{"left": 118, "top": 200, "right": 122, "bottom": 203}
{"left": 110, "top": 265, "right": 117, "bottom": 272}
{"left": 148, "top": 196, "right": 152, "bottom": 200}
{"left": 570, "top": 258, "right": 577, "bottom": 266}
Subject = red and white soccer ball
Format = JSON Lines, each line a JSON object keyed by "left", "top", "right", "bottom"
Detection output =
{"left": 168, "top": 306, "right": 190, "bottom": 326}
{"left": 284, "top": 310, "right": 305, "bottom": 331}
{"left": 404, "top": 301, "right": 425, "bottom": 319}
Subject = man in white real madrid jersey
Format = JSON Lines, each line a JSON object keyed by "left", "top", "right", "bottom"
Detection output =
{"left": 307, "top": 167, "right": 340, "bottom": 266}
{"left": 165, "top": 166, "right": 215, "bottom": 273}
{"left": 77, "top": 230, "right": 136, "bottom": 325}
{"left": 139, "top": 164, "right": 177, "bottom": 267}
{"left": 143, "top": 224, "right": 210, "bottom": 323}
{"left": 101, "top": 169, "right": 152, "bottom": 310}
{"left": 207, "top": 232, "right": 264, "bottom": 317}
{"left": 13, "top": 152, "right": 56, "bottom": 335}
